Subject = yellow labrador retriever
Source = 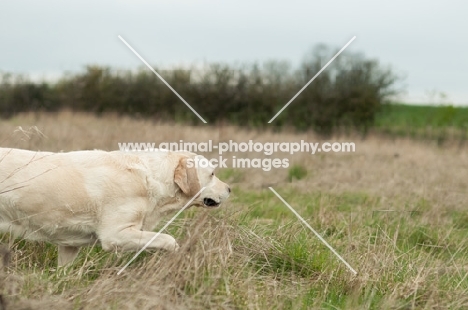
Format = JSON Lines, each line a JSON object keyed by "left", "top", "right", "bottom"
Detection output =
{"left": 0, "top": 148, "right": 230, "bottom": 266}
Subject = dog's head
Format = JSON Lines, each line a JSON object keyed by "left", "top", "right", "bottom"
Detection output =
{"left": 174, "top": 154, "right": 230, "bottom": 208}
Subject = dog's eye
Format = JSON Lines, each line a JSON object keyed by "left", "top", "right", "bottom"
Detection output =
{"left": 211, "top": 172, "right": 214, "bottom": 176}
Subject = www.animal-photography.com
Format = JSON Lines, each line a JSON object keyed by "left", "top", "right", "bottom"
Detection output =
{"left": 1, "top": 1, "right": 468, "bottom": 309}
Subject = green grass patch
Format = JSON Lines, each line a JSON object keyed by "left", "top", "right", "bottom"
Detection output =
{"left": 375, "top": 103, "right": 468, "bottom": 141}
{"left": 287, "top": 164, "right": 308, "bottom": 182}
{"left": 376, "top": 104, "right": 468, "bottom": 129}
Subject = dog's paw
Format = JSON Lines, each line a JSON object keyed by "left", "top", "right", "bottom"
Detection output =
{"left": 158, "top": 234, "right": 179, "bottom": 252}
{"left": 166, "top": 240, "right": 179, "bottom": 252}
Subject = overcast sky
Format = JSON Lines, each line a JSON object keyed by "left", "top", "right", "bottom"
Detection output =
{"left": 1, "top": 0, "right": 467, "bottom": 105}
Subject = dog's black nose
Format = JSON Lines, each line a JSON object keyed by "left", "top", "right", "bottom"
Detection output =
{"left": 228, "top": 187, "right": 231, "bottom": 193}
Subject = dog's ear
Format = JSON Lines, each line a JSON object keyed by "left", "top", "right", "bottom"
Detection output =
{"left": 174, "top": 157, "right": 201, "bottom": 196}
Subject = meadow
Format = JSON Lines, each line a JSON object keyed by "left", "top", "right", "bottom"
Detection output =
{"left": 1, "top": 111, "right": 468, "bottom": 309}
{"left": 375, "top": 104, "right": 468, "bottom": 142}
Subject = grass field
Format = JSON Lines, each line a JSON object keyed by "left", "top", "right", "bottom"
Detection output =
{"left": 375, "top": 104, "right": 468, "bottom": 141}
{"left": 1, "top": 111, "right": 468, "bottom": 309}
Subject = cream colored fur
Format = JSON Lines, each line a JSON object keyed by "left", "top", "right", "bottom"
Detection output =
{"left": 0, "top": 148, "right": 230, "bottom": 266}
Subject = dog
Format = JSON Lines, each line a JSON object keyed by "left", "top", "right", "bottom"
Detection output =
{"left": 0, "top": 148, "right": 230, "bottom": 266}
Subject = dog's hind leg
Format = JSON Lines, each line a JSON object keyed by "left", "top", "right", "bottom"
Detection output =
{"left": 58, "top": 246, "right": 80, "bottom": 266}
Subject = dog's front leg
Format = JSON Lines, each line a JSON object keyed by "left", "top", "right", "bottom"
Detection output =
{"left": 100, "top": 228, "right": 179, "bottom": 252}
{"left": 98, "top": 199, "right": 181, "bottom": 253}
